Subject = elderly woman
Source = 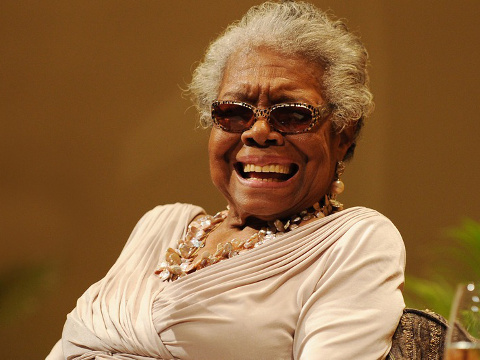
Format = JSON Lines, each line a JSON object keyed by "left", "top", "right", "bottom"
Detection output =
{"left": 47, "top": 2, "right": 405, "bottom": 359}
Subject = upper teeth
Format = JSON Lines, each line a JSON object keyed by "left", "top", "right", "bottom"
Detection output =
{"left": 243, "top": 163, "right": 290, "bottom": 174}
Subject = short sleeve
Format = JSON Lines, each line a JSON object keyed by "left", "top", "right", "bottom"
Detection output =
{"left": 293, "top": 214, "right": 406, "bottom": 360}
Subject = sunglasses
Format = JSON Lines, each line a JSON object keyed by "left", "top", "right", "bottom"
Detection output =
{"left": 211, "top": 100, "right": 331, "bottom": 134}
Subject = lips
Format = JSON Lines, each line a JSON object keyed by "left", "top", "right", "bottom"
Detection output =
{"left": 235, "top": 162, "right": 298, "bottom": 182}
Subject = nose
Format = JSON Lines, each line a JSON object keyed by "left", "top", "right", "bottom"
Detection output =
{"left": 240, "top": 117, "right": 285, "bottom": 147}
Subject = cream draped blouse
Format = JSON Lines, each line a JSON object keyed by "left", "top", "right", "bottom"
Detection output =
{"left": 46, "top": 203, "right": 405, "bottom": 360}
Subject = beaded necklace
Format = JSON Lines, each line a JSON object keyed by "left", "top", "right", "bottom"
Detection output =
{"left": 155, "top": 195, "right": 343, "bottom": 282}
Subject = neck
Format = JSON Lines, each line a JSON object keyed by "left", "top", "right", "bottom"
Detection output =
{"left": 224, "top": 194, "right": 341, "bottom": 231}
{"left": 222, "top": 212, "right": 271, "bottom": 231}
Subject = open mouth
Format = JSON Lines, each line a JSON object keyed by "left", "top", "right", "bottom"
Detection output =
{"left": 235, "top": 163, "right": 298, "bottom": 182}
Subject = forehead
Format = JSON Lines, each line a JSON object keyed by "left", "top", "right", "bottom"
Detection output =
{"left": 218, "top": 47, "right": 324, "bottom": 104}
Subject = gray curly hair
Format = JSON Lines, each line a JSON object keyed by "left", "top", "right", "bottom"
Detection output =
{"left": 187, "top": 1, "right": 374, "bottom": 160}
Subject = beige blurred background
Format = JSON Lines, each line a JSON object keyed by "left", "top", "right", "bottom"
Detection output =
{"left": 1, "top": 1, "right": 479, "bottom": 358}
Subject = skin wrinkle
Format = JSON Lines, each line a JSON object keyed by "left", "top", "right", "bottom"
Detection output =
{"left": 196, "top": 47, "right": 355, "bottom": 266}
{"left": 206, "top": 47, "right": 354, "bottom": 246}
{"left": 188, "top": 3, "right": 373, "bottom": 151}
{"left": 220, "top": 51, "right": 322, "bottom": 107}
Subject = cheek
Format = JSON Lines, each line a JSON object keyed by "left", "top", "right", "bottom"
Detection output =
{"left": 208, "top": 133, "right": 223, "bottom": 183}
{"left": 208, "top": 129, "right": 231, "bottom": 164}
{"left": 295, "top": 130, "right": 334, "bottom": 164}
{"left": 208, "top": 129, "right": 237, "bottom": 186}
{"left": 309, "top": 126, "right": 341, "bottom": 163}
{"left": 295, "top": 130, "right": 338, "bottom": 186}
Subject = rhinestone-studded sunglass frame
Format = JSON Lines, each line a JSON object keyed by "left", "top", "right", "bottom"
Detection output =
{"left": 211, "top": 100, "right": 331, "bottom": 134}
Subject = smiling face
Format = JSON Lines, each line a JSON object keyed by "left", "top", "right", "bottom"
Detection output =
{"left": 209, "top": 47, "right": 353, "bottom": 224}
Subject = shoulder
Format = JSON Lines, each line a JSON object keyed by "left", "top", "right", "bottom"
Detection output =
{"left": 123, "top": 203, "right": 205, "bottom": 249}
{"left": 143, "top": 202, "right": 205, "bottom": 217}
{"left": 337, "top": 206, "right": 401, "bottom": 238}
{"left": 137, "top": 203, "right": 205, "bottom": 226}
{"left": 331, "top": 206, "right": 405, "bottom": 259}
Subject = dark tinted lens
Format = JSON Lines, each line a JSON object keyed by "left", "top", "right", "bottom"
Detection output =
{"left": 270, "top": 105, "right": 313, "bottom": 133}
{"left": 213, "top": 103, "right": 254, "bottom": 132}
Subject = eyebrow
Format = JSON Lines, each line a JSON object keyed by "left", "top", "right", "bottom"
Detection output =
{"left": 219, "top": 89, "right": 313, "bottom": 104}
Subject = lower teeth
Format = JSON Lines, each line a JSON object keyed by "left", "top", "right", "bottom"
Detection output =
{"left": 251, "top": 178, "right": 280, "bottom": 182}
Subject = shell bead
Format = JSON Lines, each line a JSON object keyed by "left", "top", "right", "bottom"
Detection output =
{"left": 156, "top": 196, "right": 343, "bottom": 281}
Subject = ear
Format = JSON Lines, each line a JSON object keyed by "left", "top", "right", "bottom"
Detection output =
{"left": 334, "top": 124, "right": 356, "bottom": 161}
